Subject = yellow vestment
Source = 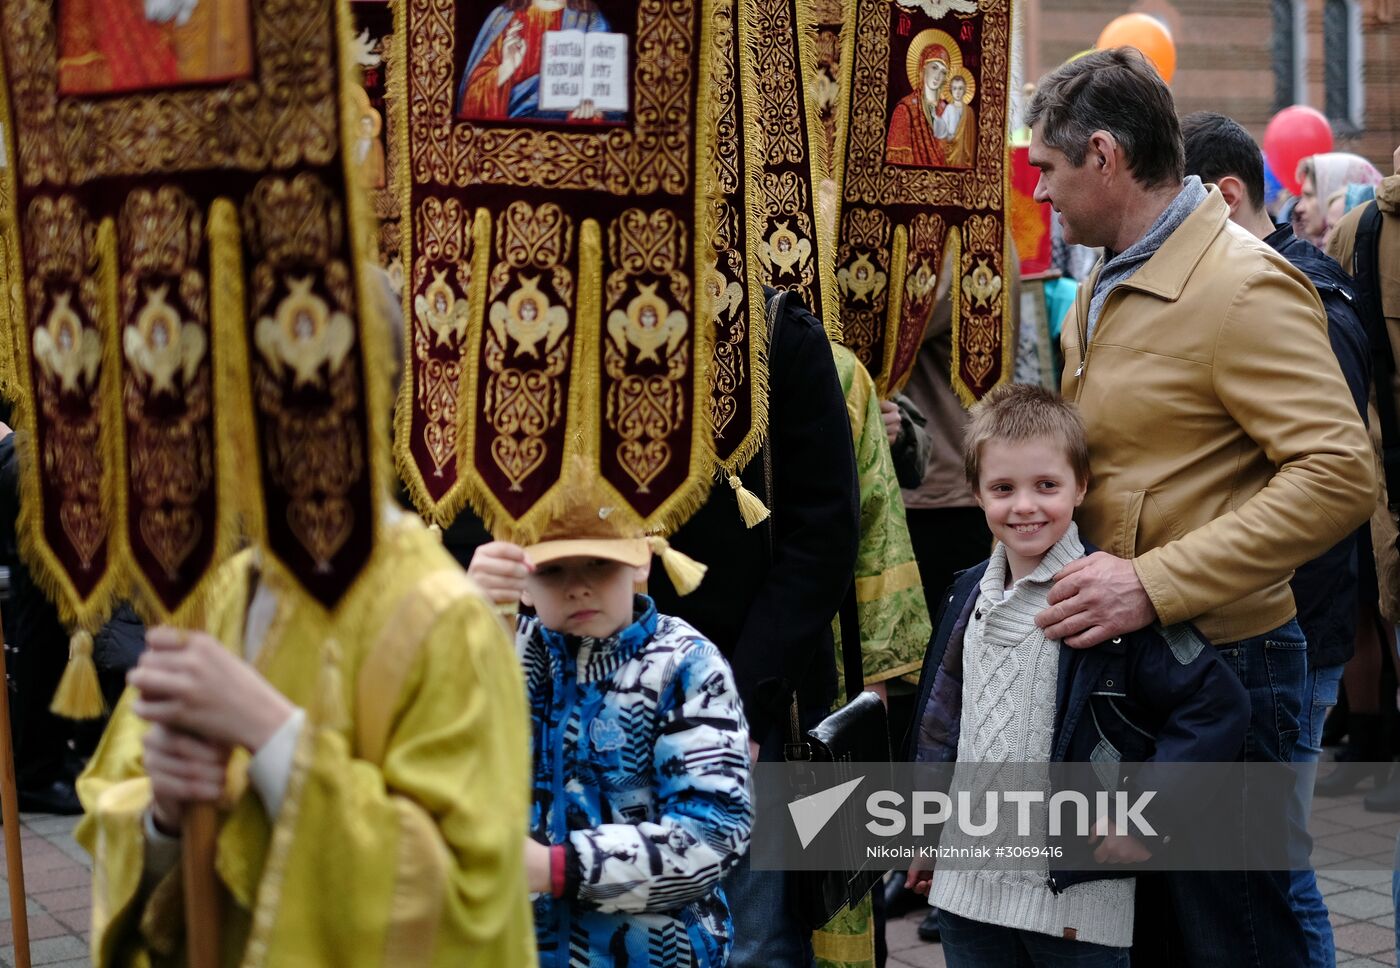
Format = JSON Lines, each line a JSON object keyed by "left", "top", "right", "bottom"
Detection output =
{"left": 75, "top": 518, "right": 536, "bottom": 967}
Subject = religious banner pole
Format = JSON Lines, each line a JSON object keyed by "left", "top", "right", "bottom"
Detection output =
{"left": 0, "top": 605, "right": 31, "bottom": 968}
{"left": 182, "top": 805, "right": 221, "bottom": 968}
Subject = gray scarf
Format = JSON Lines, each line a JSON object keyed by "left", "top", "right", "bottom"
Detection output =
{"left": 1086, "top": 175, "right": 1208, "bottom": 341}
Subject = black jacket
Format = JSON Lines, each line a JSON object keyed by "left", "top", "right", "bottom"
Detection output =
{"left": 651, "top": 293, "right": 859, "bottom": 739}
{"left": 1265, "top": 224, "right": 1371, "bottom": 668}
{"left": 908, "top": 549, "right": 1249, "bottom": 892}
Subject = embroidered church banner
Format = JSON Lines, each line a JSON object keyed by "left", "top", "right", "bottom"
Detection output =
{"left": 0, "top": 0, "right": 391, "bottom": 624}
{"left": 396, "top": 0, "right": 721, "bottom": 540}
{"left": 743, "top": 0, "right": 835, "bottom": 336}
{"left": 832, "top": 0, "right": 1013, "bottom": 402}
{"left": 705, "top": 0, "right": 768, "bottom": 481}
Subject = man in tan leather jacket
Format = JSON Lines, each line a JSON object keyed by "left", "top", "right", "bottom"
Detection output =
{"left": 1024, "top": 49, "right": 1375, "bottom": 967}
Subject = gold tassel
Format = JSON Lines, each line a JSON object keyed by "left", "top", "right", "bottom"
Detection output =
{"left": 50, "top": 630, "right": 105, "bottom": 720}
{"left": 647, "top": 536, "right": 708, "bottom": 596}
{"left": 727, "top": 473, "right": 770, "bottom": 528}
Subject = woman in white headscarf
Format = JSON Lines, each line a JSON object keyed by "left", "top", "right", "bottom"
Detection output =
{"left": 1295, "top": 152, "right": 1384, "bottom": 246}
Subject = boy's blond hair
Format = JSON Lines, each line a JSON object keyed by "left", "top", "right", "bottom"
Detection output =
{"left": 963, "top": 383, "right": 1090, "bottom": 488}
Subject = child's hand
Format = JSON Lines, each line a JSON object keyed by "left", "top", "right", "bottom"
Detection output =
{"left": 905, "top": 859, "right": 934, "bottom": 896}
{"left": 143, "top": 722, "right": 230, "bottom": 834}
{"left": 1088, "top": 821, "right": 1153, "bottom": 864}
{"left": 467, "top": 541, "right": 533, "bottom": 605}
{"left": 129, "top": 627, "right": 295, "bottom": 754}
{"left": 524, "top": 837, "right": 552, "bottom": 894}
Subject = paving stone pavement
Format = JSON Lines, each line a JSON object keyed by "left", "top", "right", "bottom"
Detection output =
{"left": 0, "top": 786, "right": 1393, "bottom": 967}
{"left": 887, "top": 779, "right": 1400, "bottom": 968}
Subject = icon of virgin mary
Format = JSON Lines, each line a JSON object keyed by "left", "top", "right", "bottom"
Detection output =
{"left": 885, "top": 28, "right": 966, "bottom": 170}
{"left": 456, "top": 0, "right": 612, "bottom": 121}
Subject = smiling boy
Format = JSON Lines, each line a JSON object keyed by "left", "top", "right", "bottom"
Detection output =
{"left": 905, "top": 384, "right": 1248, "bottom": 965}
{"left": 468, "top": 494, "right": 753, "bottom": 967}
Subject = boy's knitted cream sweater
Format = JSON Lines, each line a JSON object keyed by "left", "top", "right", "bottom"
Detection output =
{"left": 930, "top": 523, "right": 1134, "bottom": 948}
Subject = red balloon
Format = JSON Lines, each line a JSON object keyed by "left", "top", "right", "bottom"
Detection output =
{"left": 1262, "top": 106, "right": 1334, "bottom": 196}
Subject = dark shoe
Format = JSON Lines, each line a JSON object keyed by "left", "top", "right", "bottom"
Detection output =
{"left": 917, "top": 908, "right": 940, "bottom": 943}
{"left": 18, "top": 778, "right": 82, "bottom": 815}
{"left": 1316, "top": 756, "right": 1389, "bottom": 796}
{"left": 1364, "top": 768, "right": 1400, "bottom": 812}
{"left": 1316, "top": 713, "right": 1388, "bottom": 796}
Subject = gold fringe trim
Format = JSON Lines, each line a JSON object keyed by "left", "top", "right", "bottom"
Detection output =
{"left": 793, "top": 0, "right": 841, "bottom": 341}
{"left": 945, "top": 225, "right": 977, "bottom": 409}
{"left": 727, "top": 472, "right": 770, "bottom": 527}
{"left": 200, "top": 198, "right": 259, "bottom": 620}
{"left": 0, "top": 47, "right": 22, "bottom": 402}
{"left": 830, "top": 0, "right": 861, "bottom": 348}
{"left": 854, "top": 560, "right": 923, "bottom": 603}
{"left": 0, "top": 234, "right": 14, "bottom": 400}
{"left": 646, "top": 535, "right": 707, "bottom": 595}
{"left": 50, "top": 629, "right": 105, "bottom": 720}
{"left": 878, "top": 223, "right": 909, "bottom": 398}
{"left": 713, "top": 0, "right": 772, "bottom": 484}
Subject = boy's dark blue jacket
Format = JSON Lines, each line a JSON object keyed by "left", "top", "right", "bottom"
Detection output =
{"left": 906, "top": 544, "right": 1250, "bottom": 892}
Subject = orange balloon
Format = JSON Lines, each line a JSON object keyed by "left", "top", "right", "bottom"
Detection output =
{"left": 1096, "top": 13, "right": 1176, "bottom": 84}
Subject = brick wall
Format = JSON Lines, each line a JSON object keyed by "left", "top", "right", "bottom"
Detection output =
{"left": 1025, "top": 0, "right": 1400, "bottom": 172}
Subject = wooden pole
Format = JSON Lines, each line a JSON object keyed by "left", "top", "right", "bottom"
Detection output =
{"left": 181, "top": 785, "right": 221, "bottom": 966}
{"left": 0, "top": 604, "right": 31, "bottom": 968}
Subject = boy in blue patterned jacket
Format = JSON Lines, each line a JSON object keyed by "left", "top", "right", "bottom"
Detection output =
{"left": 469, "top": 494, "right": 753, "bottom": 968}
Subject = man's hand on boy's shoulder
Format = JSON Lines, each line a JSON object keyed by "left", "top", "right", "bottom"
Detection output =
{"left": 467, "top": 540, "right": 533, "bottom": 605}
{"left": 1036, "top": 552, "right": 1156, "bottom": 649}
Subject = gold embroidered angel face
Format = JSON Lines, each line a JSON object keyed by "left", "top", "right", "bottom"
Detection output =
{"left": 837, "top": 253, "right": 887, "bottom": 304}
{"left": 123, "top": 284, "right": 207, "bottom": 394}
{"left": 761, "top": 221, "right": 812, "bottom": 276}
{"left": 488, "top": 274, "right": 569, "bottom": 359}
{"left": 414, "top": 269, "right": 470, "bottom": 347}
{"left": 606, "top": 282, "right": 687, "bottom": 364}
{"left": 33, "top": 291, "right": 101, "bottom": 393}
{"left": 962, "top": 257, "right": 1003, "bottom": 310}
{"left": 254, "top": 275, "right": 355, "bottom": 388}
{"left": 705, "top": 268, "right": 743, "bottom": 324}
{"left": 905, "top": 258, "right": 937, "bottom": 302}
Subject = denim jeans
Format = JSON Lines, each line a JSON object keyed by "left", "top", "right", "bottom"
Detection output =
{"left": 1289, "top": 661, "right": 1344, "bottom": 968}
{"left": 726, "top": 716, "right": 816, "bottom": 968}
{"left": 1139, "top": 620, "right": 1309, "bottom": 968}
{"left": 938, "top": 909, "right": 1129, "bottom": 968}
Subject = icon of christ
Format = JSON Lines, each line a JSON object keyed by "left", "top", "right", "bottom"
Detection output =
{"left": 456, "top": 0, "right": 613, "bottom": 122}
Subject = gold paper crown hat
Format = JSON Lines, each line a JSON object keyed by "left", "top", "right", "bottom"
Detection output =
{"left": 0, "top": 0, "right": 394, "bottom": 717}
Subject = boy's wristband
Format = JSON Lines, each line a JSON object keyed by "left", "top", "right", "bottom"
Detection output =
{"left": 550, "top": 844, "right": 566, "bottom": 898}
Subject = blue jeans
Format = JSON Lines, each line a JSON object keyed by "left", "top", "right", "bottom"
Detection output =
{"left": 1289, "top": 661, "right": 1344, "bottom": 968}
{"left": 1141, "top": 621, "right": 1309, "bottom": 968}
{"left": 726, "top": 716, "right": 816, "bottom": 968}
{"left": 938, "top": 909, "right": 1129, "bottom": 967}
